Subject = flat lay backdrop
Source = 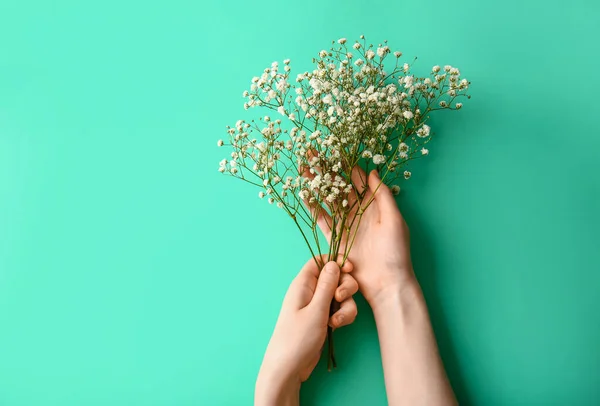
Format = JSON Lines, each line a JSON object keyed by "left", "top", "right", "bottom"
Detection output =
{"left": 1, "top": 0, "right": 599, "bottom": 405}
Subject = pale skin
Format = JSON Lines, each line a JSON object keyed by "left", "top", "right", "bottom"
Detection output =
{"left": 255, "top": 168, "right": 457, "bottom": 406}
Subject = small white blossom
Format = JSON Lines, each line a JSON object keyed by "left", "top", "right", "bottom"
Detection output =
{"left": 377, "top": 46, "right": 389, "bottom": 57}
{"left": 394, "top": 51, "right": 402, "bottom": 58}
{"left": 353, "top": 43, "right": 361, "bottom": 50}
{"left": 432, "top": 65, "right": 441, "bottom": 73}
{"left": 319, "top": 50, "right": 327, "bottom": 58}
{"left": 391, "top": 185, "right": 400, "bottom": 195}
{"left": 373, "top": 154, "right": 386, "bottom": 165}
{"left": 288, "top": 113, "right": 296, "bottom": 120}
{"left": 217, "top": 140, "right": 224, "bottom": 147}
{"left": 365, "top": 50, "right": 375, "bottom": 60}
{"left": 403, "top": 111, "right": 414, "bottom": 120}
{"left": 455, "top": 103, "right": 463, "bottom": 109}
{"left": 421, "top": 148, "right": 429, "bottom": 155}
{"left": 268, "top": 198, "right": 274, "bottom": 204}
{"left": 277, "top": 106, "right": 286, "bottom": 116}
{"left": 338, "top": 38, "right": 347, "bottom": 44}
{"left": 417, "top": 124, "right": 431, "bottom": 138}
{"left": 258, "top": 191, "right": 265, "bottom": 198}
{"left": 403, "top": 171, "right": 412, "bottom": 179}
{"left": 284, "top": 59, "right": 291, "bottom": 64}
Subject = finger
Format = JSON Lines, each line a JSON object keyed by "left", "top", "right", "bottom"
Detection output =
{"left": 351, "top": 166, "right": 368, "bottom": 195}
{"left": 329, "top": 297, "right": 358, "bottom": 328}
{"left": 310, "top": 261, "right": 340, "bottom": 311}
{"left": 292, "top": 256, "right": 352, "bottom": 298}
{"left": 368, "top": 170, "right": 399, "bottom": 217}
{"left": 301, "top": 198, "right": 333, "bottom": 240}
{"left": 299, "top": 149, "right": 321, "bottom": 180}
{"left": 335, "top": 273, "right": 359, "bottom": 303}
{"left": 347, "top": 166, "right": 373, "bottom": 212}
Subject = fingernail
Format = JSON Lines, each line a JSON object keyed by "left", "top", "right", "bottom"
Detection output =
{"left": 336, "top": 314, "right": 345, "bottom": 326}
{"left": 324, "top": 262, "right": 338, "bottom": 275}
{"left": 338, "top": 289, "right": 347, "bottom": 301}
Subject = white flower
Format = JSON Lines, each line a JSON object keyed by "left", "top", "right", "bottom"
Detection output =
{"left": 417, "top": 124, "right": 431, "bottom": 137}
{"left": 444, "top": 65, "right": 452, "bottom": 72}
{"left": 338, "top": 38, "right": 347, "bottom": 44}
{"left": 455, "top": 103, "right": 463, "bottom": 109}
{"left": 217, "top": 140, "right": 224, "bottom": 147}
{"left": 309, "top": 78, "right": 323, "bottom": 91}
{"left": 403, "top": 170, "right": 412, "bottom": 179}
{"left": 391, "top": 185, "right": 400, "bottom": 195}
{"left": 264, "top": 115, "right": 270, "bottom": 122}
{"left": 218, "top": 166, "right": 225, "bottom": 173}
{"left": 342, "top": 199, "right": 348, "bottom": 207}
{"left": 353, "top": 43, "right": 361, "bottom": 50}
{"left": 439, "top": 101, "right": 447, "bottom": 107}
{"left": 319, "top": 50, "right": 327, "bottom": 58}
{"left": 403, "top": 111, "right": 414, "bottom": 119}
{"left": 373, "top": 154, "right": 386, "bottom": 165}
{"left": 365, "top": 50, "right": 375, "bottom": 60}
{"left": 299, "top": 190, "right": 309, "bottom": 200}
{"left": 276, "top": 80, "right": 287, "bottom": 92}
{"left": 322, "top": 94, "right": 333, "bottom": 104}
{"left": 377, "top": 46, "right": 389, "bottom": 57}
{"left": 284, "top": 59, "right": 291, "bottom": 64}
{"left": 432, "top": 65, "right": 440, "bottom": 73}
{"left": 263, "top": 179, "right": 269, "bottom": 186}
{"left": 362, "top": 150, "right": 373, "bottom": 158}
{"left": 295, "top": 87, "right": 303, "bottom": 95}
{"left": 421, "top": 148, "right": 429, "bottom": 155}
{"left": 354, "top": 59, "right": 364, "bottom": 66}
{"left": 277, "top": 202, "right": 284, "bottom": 208}
{"left": 288, "top": 113, "right": 296, "bottom": 120}
{"left": 277, "top": 106, "right": 286, "bottom": 116}
{"left": 268, "top": 198, "right": 274, "bottom": 204}
{"left": 394, "top": 51, "right": 402, "bottom": 58}
{"left": 403, "top": 63, "right": 409, "bottom": 72}
{"left": 258, "top": 191, "right": 265, "bottom": 198}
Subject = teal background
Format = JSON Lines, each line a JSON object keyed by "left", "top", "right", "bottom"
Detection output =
{"left": 1, "top": 0, "right": 599, "bottom": 405}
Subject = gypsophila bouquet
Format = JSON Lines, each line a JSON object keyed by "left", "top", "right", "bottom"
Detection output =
{"left": 217, "top": 36, "right": 470, "bottom": 369}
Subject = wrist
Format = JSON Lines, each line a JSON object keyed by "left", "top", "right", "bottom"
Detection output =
{"left": 255, "top": 364, "right": 300, "bottom": 406}
{"left": 368, "top": 274, "right": 422, "bottom": 315}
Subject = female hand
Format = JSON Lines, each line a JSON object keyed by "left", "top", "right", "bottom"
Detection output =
{"left": 308, "top": 166, "right": 415, "bottom": 308}
{"left": 255, "top": 257, "right": 359, "bottom": 406}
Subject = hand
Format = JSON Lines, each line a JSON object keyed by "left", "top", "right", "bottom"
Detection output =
{"left": 255, "top": 258, "right": 359, "bottom": 406}
{"left": 311, "top": 167, "right": 414, "bottom": 308}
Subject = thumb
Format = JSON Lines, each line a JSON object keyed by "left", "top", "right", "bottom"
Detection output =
{"left": 310, "top": 261, "right": 340, "bottom": 311}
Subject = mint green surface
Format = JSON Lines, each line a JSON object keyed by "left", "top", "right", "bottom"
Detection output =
{"left": 1, "top": 1, "right": 599, "bottom": 405}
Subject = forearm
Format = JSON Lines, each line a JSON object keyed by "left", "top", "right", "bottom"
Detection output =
{"left": 255, "top": 367, "right": 300, "bottom": 406}
{"left": 371, "top": 278, "right": 457, "bottom": 406}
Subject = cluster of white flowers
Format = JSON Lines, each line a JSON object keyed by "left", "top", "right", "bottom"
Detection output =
{"left": 217, "top": 35, "right": 469, "bottom": 253}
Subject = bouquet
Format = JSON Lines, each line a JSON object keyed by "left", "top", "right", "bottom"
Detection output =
{"left": 217, "top": 36, "right": 470, "bottom": 370}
